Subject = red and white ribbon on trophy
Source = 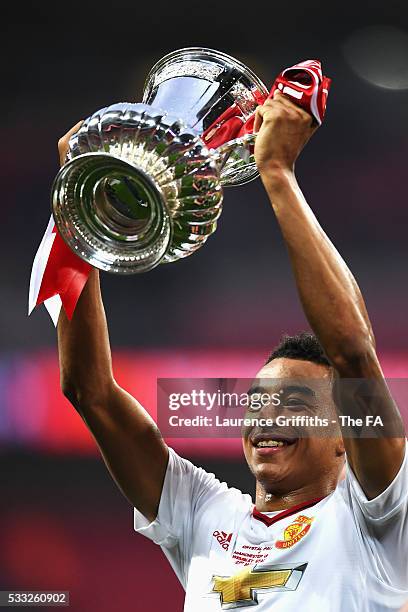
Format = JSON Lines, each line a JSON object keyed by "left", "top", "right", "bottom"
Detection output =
{"left": 28, "top": 59, "right": 331, "bottom": 325}
{"left": 28, "top": 216, "right": 92, "bottom": 325}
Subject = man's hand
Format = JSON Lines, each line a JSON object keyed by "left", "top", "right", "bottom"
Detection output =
{"left": 57, "top": 121, "right": 83, "bottom": 166}
{"left": 254, "top": 92, "right": 317, "bottom": 174}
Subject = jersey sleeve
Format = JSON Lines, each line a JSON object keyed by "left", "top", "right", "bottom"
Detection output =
{"left": 344, "top": 440, "right": 408, "bottom": 590}
{"left": 133, "top": 447, "right": 235, "bottom": 587}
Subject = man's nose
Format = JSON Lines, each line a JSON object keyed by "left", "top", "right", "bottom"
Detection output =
{"left": 254, "top": 401, "right": 310, "bottom": 426}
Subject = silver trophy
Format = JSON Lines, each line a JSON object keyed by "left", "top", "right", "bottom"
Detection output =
{"left": 52, "top": 48, "right": 268, "bottom": 273}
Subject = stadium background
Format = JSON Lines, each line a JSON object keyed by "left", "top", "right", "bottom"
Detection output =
{"left": 1, "top": 2, "right": 408, "bottom": 610}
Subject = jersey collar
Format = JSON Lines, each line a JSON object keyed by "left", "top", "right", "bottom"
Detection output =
{"left": 252, "top": 497, "right": 324, "bottom": 527}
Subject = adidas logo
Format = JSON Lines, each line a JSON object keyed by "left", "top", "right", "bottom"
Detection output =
{"left": 213, "top": 530, "right": 233, "bottom": 551}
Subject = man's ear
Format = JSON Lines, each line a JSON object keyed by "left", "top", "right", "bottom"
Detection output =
{"left": 335, "top": 437, "right": 346, "bottom": 457}
{"left": 336, "top": 439, "right": 347, "bottom": 483}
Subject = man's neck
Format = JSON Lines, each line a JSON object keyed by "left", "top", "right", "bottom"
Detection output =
{"left": 255, "top": 479, "right": 337, "bottom": 512}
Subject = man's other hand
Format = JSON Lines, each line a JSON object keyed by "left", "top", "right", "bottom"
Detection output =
{"left": 254, "top": 92, "right": 317, "bottom": 174}
{"left": 57, "top": 121, "right": 83, "bottom": 167}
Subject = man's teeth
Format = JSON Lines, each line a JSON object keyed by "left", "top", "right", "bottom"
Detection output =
{"left": 256, "top": 440, "right": 285, "bottom": 448}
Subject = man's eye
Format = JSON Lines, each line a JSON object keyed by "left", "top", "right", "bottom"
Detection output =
{"left": 284, "top": 399, "right": 306, "bottom": 410}
{"left": 248, "top": 399, "right": 262, "bottom": 412}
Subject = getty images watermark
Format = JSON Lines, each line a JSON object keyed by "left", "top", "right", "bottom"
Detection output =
{"left": 157, "top": 378, "right": 408, "bottom": 438}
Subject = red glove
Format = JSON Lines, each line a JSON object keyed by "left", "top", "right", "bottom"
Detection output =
{"left": 203, "top": 59, "right": 331, "bottom": 149}
{"left": 258, "top": 59, "right": 331, "bottom": 126}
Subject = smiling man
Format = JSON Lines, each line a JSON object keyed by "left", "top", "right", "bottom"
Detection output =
{"left": 242, "top": 348, "right": 346, "bottom": 511}
{"left": 57, "top": 92, "right": 407, "bottom": 611}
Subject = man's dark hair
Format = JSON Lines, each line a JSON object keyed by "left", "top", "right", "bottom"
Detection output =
{"left": 265, "top": 331, "right": 331, "bottom": 367}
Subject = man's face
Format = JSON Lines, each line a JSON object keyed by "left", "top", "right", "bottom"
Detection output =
{"left": 242, "top": 358, "right": 345, "bottom": 495}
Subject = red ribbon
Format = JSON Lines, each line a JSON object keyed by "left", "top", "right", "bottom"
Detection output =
{"left": 36, "top": 227, "right": 91, "bottom": 320}
{"left": 30, "top": 59, "right": 331, "bottom": 322}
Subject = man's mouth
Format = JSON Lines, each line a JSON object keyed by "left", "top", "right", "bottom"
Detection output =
{"left": 256, "top": 440, "right": 289, "bottom": 448}
{"left": 251, "top": 433, "right": 298, "bottom": 454}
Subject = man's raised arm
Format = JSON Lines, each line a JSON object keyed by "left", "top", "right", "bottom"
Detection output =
{"left": 254, "top": 92, "right": 406, "bottom": 499}
{"left": 57, "top": 125, "right": 168, "bottom": 522}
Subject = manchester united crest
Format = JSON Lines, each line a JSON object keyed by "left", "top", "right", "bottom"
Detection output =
{"left": 275, "top": 515, "right": 314, "bottom": 549}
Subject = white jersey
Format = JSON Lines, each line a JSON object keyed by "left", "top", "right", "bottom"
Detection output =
{"left": 134, "top": 445, "right": 408, "bottom": 611}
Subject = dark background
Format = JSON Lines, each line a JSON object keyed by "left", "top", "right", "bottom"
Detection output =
{"left": 1, "top": 2, "right": 408, "bottom": 610}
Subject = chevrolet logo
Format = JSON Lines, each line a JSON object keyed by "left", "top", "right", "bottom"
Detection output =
{"left": 212, "top": 562, "right": 307, "bottom": 609}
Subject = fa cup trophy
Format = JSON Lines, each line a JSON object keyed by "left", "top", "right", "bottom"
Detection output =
{"left": 29, "top": 50, "right": 329, "bottom": 322}
{"left": 52, "top": 48, "right": 269, "bottom": 274}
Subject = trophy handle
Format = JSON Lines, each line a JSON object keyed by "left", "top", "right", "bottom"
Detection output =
{"left": 214, "top": 132, "right": 258, "bottom": 158}
{"left": 211, "top": 133, "right": 258, "bottom": 185}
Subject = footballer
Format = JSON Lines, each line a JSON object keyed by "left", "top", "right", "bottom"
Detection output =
{"left": 56, "top": 91, "right": 407, "bottom": 610}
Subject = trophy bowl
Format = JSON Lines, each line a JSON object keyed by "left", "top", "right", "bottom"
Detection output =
{"left": 143, "top": 47, "right": 268, "bottom": 187}
{"left": 51, "top": 48, "right": 268, "bottom": 274}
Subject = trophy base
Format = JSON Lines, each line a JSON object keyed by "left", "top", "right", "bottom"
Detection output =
{"left": 52, "top": 153, "right": 172, "bottom": 274}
